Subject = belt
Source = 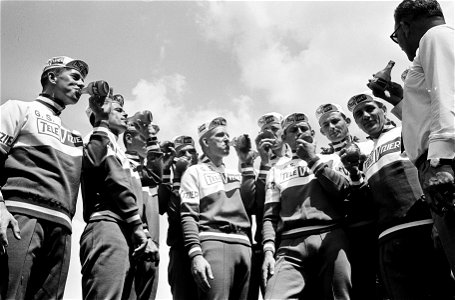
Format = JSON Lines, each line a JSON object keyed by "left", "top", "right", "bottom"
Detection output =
{"left": 204, "top": 223, "right": 250, "bottom": 235}
{"left": 415, "top": 150, "right": 454, "bottom": 169}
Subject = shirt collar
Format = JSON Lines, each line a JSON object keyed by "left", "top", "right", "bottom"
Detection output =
{"left": 367, "top": 123, "right": 396, "bottom": 140}
{"left": 125, "top": 151, "right": 142, "bottom": 163}
{"left": 36, "top": 94, "right": 65, "bottom": 115}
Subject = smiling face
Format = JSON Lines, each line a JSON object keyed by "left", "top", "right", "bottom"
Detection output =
{"left": 51, "top": 68, "right": 85, "bottom": 106}
{"left": 352, "top": 101, "right": 386, "bottom": 138}
{"left": 108, "top": 102, "right": 128, "bottom": 136}
{"left": 319, "top": 111, "right": 350, "bottom": 143}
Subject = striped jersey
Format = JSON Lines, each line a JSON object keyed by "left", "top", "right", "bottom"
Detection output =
{"left": 0, "top": 97, "right": 83, "bottom": 231}
{"left": 253, "top": 145, "right": 292, "bottom": 244}
{"left": 330, "top": 139, "right": 377, "bottom": 227}
{"left": 80, "top": 124, "right": 142, "bottom": 228}
{"left": 362, "top": 126, "right": 432, "bottom": 237}
{"left": 262, "top": 154, "right": 350, "bottom": 254}
{"left": 180, "top": 160, "right": 255, "bottom": 259}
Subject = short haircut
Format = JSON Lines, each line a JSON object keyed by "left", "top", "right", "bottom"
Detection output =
{"left": 395, "top": 0, "right": 444, "bottom": 23}
{"left": 40, "top": 67, "right": 66, "bottom": 88}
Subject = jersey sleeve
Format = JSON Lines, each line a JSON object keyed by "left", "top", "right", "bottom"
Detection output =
{"left": 240, "top": 162, "right": 256, "bottom": 214}
{"left": 84, "top": 125, "right": 142, "bottom": 227}
{"left": 262, "top": 166, "right": 281, "bottom": 254}
{"left": 179, "top": 166, "right": 202, "bottom": 258}
{"left": 309, "top": 156, "right": 350, "bottom": 200}
{"left": 0, "top": 100, "right": 29, "bottom": 201}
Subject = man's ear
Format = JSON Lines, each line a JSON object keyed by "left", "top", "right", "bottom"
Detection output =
{"left": 319, "top": 128, "right": 326, "bottom": 136}
{"left": 311, "top": 129, "right": 315, "bottom": 137}
{"left": 281, "top": 131, "right": 287, "bottom": 143}
{"left": 48, "top": 72, "right": 58, "bottom": 85}
{"left": 401, "top": 21, "right": 411, "bottom": 38}
{"left": 124, "top": 133, "right": 133, "bottom": 145}
{"left": 346, "top": 117, "right": 351, "bottom": 126}
{"left": 201, "top": 138, "right": 209, "bottom": 148}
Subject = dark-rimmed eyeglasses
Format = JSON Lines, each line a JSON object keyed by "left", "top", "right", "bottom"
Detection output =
{"left": 390, "top": 24, "right": 401, "bottom": 44}
{"left": 288, "top": 125, "right": 309, "bottom": 134}
{"left": 178, "top": 149, "right": 197, "bottom": 156}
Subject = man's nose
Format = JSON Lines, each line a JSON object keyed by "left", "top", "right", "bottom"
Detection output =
{"left": 76, "top": 79, "right": 85, "bottom": 89}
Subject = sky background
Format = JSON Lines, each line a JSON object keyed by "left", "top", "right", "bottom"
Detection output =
{"left": 1, "top": 1, "right": 454, "bottom": 299}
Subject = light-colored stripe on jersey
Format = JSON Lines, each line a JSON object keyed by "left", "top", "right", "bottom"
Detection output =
{"left": 5, "top": 200, "right": 71, "bottom": 228}
{"left": 379, "top": 219, "right": 433, "bottom": 240}
{"left": 200, "top": 231, "right": 250, "bottom": 243}
{"left": 126, "top": 214, "right": 141, "bottom": 223}
{"left": 90, "top": 210, "right": 123, "bottom": 222}
{"left": 281, "top": 223, "right": 339, "bottom": 237}
{"left": 188, "top": 246, "right": 202, "bottom": 256}
{"left": 363, "top": 127, "right": 406, "bottom": 180}
{"left": 13, "top": 139, "right": 81, "bottom": 157}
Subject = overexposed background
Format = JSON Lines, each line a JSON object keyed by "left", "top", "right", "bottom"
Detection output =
{"left": 1, "top": 1, "right": 454, "bottom": 299}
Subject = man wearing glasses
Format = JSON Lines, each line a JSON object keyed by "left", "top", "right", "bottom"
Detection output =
{"left": 179, "top": 117, "right": 256, "bottom": 299}
{"left": 369, "top": 0, "right": 455, "bottom": 275}
{"left": 261, "top": 113, "right": 351, "bottom": 299}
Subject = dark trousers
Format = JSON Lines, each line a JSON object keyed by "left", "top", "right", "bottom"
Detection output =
{"left": 134, "top": 259, "right": 159, "bottom": 300}
{"left": 80, "top": 220, "right": 134, "bottom": 300}
{"left": 0, "top": 214, "right": 71, "bottom": 300}
{"left": 247, "top": 244, "right": 265, "bottom": 300}
{"left": 345, "top": 223, "right": 377, "bottom": 300}
{"left": 264, "top": 228, "right": 351, "bottom": 300}
{"left": 417, "top": 160, "right": 455, "bottom": 274}
{"left": 199, "top": 240, "right": 252, "bottom": 300}
{"left": 168, "top": 246, "right": 198, "bottom": 300}
{"left": 378, "top": 224, "right": 453, "bottom": 300}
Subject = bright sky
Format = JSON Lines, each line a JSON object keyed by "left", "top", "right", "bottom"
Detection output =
{"left": 1, "top": 1, "right": 454, "bottom": 299}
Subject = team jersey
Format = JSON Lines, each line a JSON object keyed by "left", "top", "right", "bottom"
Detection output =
{"left": 262, "top": 153, "right": 350, "bottom": 254}
{"left": 126, "top": 151, "right": 163, "bottom": 245}
{"left": 330, "top": 139, "right": 377, "bottom": 227}
{"left": 180, "top": 160, "right": 255, "bottom": 259}
{"left": 362, "top": 126, "right": 432, "bottom": 237}
{"left": 253, "top": 145, "right": 292, "bottom": 245}
{"left": 80, "top": 124, "right": 142, "bottom": 228}
{"left": 0, "top": 97, "right": 83, "bottom": 231}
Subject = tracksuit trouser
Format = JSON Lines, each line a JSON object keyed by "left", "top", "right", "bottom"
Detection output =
{"left": 378, "top": 223, "right": 454, "bottom": 300}
{"left": 345, "top": 223, "right": 378, "bottom": 300}
{"left": 198, "top": 240, "right": 251, "bottom": 300}
{"left": 417, "top": 160, "right": 455, "bottom": 274}
{"left": 247, "top": 243, "right": 265, "bottom": 300}
{"left": 0, "top": 214, "right": 71, "bottom": 300}
{"left": 133, "top": 259, "right": 159, "bottom": 300}
{"left": 167, "top": 246, "right": 198, "bottom": 300}
{"left": 264, "top": 228, "right": 351, "bottom": 300}
{"left": 80, "top": 220, "right": 134, "bottom": 300}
